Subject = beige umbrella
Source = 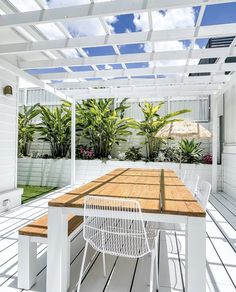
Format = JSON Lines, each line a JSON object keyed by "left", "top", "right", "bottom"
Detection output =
{"left": 156, "top": 120, "right": 211, "bottom": 139}
{"left": 155, "top": 120, "right": 211, "bottom": 177}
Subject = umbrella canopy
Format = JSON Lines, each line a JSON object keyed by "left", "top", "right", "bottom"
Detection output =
{"left": 156, "top": 120, "right": 211, "bottom": 139}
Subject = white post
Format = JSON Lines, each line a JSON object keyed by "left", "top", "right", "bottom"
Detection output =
{"left": 186, "top": 217, "right": 206, "bottom": 292}
{"left": 71, "top": 98, "right": 76, "bottom": 185}
{"left": 212, "top": 95, "right": 218, "bottom": 194}
{"left": 14, "top": 78, "right": 20, "bottom": 189}
{"left": 46, "top": 207, "right": 68, "bottom": 292}
{"left": 18, "top": 235, "right": 37, "bottom": 289}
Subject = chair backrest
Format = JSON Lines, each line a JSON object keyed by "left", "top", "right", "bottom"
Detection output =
{"left": 195, "top": 181, "right": 211, "bottom": 210}
{"left": 180, "top": 170, "right": 187, "bottom": 182}
{"left": 193, "top": 175, "right": 200, "bottom": 196}
{"left": 83, "top": 195, "right": 150, "bottom": 258}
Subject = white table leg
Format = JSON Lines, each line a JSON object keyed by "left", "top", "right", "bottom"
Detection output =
{"left": 46, "top": 207, "right": 68, "bottom": 292}
{"left": 18, "top": 235, "right": 37, "bottom": 289}
{"left": 186, "top": 216, "right": 206, "bottom": 292}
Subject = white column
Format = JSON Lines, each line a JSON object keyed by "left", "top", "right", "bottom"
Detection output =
{"left": 18, "top": 235, "right": 37, "bottom": 289}
{"left": 212, "top": 95, "right": 218, "bottom": 194}
{"left": 14, "top": 78, "right": 19, "bottom": 189}
{"left": 46, "top": 207, "right": 68, "bottom": 292}
{"left": 71, "top": 98, "right": 76, "bottom": 185}
{"left": 186, "top": 216, "right": 206, "bottom": 292}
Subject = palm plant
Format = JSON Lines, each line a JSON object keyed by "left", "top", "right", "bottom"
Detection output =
{"left": 131, "top": 102, "right": 191, "bottom": 161}
{"left": 18, "top": 104, "right": 40, "bottom": 157}
{"left": 178, "top": 138, "right": 203, "bottom": 163}
{"left": 76, "top": 98, "right": 133, "bottom": 158}
{"left": 38, "top": 105, "right": 71, "bottom": 158}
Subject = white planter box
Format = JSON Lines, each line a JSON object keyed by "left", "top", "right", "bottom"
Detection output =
{"left": 18, "top": 158, "right": 222, "bottom": 190}
{"left": 0, "top": 188, "right": 23, "bottom": 213}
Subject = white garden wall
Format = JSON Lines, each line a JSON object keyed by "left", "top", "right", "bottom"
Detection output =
{"left": 0, "top": 70, "right": 22, "bottom": 212}
{"left": 17, "top": 158, "right": 222, "bottom": 190}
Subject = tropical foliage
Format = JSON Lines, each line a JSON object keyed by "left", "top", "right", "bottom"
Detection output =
{"left": 37, "top": 105, "right": 71, "bottom": 158}
{"left": 130, "top": 102, "right": 191, "bottom": 161}
{"left": 125, "top": 146, "right": 143, "bottom": 161}
{"left": 76, "top": 98, "right": 133, "bottom": 158}
{"left": 158, "top": 145, "right": 179, "bottom": 162}
{"left": 178, "top": 138, "right": 203, "bottom": 164}
{"left": 18, "top": 104, "right": 40, "bottom": 157}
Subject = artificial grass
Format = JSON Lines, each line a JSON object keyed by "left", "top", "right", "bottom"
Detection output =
{"left": 18, "top": 185, "right": 57, "bottom": 204}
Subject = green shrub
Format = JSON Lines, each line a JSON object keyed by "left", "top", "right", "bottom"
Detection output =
{"left": 125, "top": 146, "right": 143, "bottom": 161}
{"left": 178, "top": 139, "right": 203, "bottom": 164}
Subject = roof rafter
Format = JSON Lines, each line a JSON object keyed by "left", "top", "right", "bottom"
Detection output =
{"left": 51, "top": 75, "right": 229, "bottom": 88}
{"left": 0, "top": 0, "right": 235, "bottom": 29}
{"left": 1, "top": 23, "right": 236, "bottom": 55}
{"left": 60, "top": 87, "right": 216, "bottom": 99}
{"left": 35, "top": 63, "right": 236, "bottom": 80}
{"left": 18, "top": 47, "right": 236, "bottom": 69}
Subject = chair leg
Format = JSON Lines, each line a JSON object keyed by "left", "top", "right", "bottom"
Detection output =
{"left": 77, "top": 241, "right": 89, "bottom": 292}
{"left": 149, "top": 250, "right": 155, "bottom": 292}
{"left": 102, "top": 252, "right": 106, "bottom": 277}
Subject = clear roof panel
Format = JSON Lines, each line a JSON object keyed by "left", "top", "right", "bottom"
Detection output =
{"left": 84, "top": 46, "right": 116, "bottom": 56}
{"left": 69, "top": 66, "right": 94, "bottom": 72}
{"left": 201, "top": 2, "right": 236, "bottom": 25}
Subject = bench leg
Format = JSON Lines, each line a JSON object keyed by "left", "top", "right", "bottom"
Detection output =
{"left": 67, "top": 239, "right": 70, "bottom": 289}
{"left": 18, "top": 235, "right": 37, "bottom": 289}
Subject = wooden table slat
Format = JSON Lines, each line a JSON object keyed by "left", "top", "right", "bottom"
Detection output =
{"left": 48, "top": 168, "right": 205, "bottom": 217}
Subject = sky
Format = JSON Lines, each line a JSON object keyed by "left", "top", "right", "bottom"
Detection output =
{"left": 7, "top": 0, "right": 236, "bottom": 80}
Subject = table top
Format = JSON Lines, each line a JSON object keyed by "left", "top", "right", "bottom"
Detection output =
{"left": 48, "top": 168, "right": 205, "bottom": 217}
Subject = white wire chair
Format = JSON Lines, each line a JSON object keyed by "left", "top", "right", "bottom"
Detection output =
{"left": 76, "top": 195, "right": 159, "bottom": 292}
{"left": 180, "top": 170, "right": 187, "bottom": 183}
{"left": 195, "top": 181, "right": 211, "bottom": 210}
{"left": 185, "top": 175, "right": 200, "bottom": 195}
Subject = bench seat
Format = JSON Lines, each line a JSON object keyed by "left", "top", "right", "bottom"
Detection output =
{"left": 19, "top": 214, "right": 83, "bottom": 238}
{"left": 18, "top": 214, "right": 83, "bottom": 290}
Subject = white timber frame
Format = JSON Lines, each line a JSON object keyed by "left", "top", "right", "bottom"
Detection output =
{"left": 1, "top": 0, "right": 236, "bottom": 199}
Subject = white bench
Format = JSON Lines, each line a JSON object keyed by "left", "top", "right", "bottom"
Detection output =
{"left": 18, "top": 214, "right": 83, "bottom": 289}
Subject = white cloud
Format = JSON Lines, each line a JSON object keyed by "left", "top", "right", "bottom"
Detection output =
{"left": 46, "top": 0, "right": 118, "bottom": 37}
{"left": 133, "top": 8, "right": 198, "bottom": 67}
{"left": 134, "top": 8, "right": 196, "bottom": 31}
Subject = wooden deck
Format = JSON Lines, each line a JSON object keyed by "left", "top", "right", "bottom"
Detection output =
{"left": 0, "top": 186, "right": 235, "bottom": 292}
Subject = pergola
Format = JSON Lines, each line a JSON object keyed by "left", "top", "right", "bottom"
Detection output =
{"left": 1, "top": 0, "right": 236, "bottom": 193}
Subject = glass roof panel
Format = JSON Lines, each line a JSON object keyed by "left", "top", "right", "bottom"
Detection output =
{"left": 201, "top": 2, "right": 236, "bottom": 25}
{"left": 119, "top": 44, "right": 145, "bottom": 54}
{"left": 8, "top": 0, "right": 40, "bottom": 11}
{"left": 69, "top": 66, "right": 94, "bottom": 72}
{"left": 84, "top": 46, "right": 116, "bottom": 56}
{"left": 125, "top": 62, "right": 149, "bottom": 69}
{"left": 26, "top": 68, "right": 67, "bottom": 74}
{"left": 36, "top": 23, "right": 65, "bottom": 40}
{"left": 63, "top": 19, "right": 106, "bottom": 37}
{"left": 131, "top": 75, "right": 156, "bottom": 79}
{"left": 111, "top": 14, "right": 139, "bottom": 33}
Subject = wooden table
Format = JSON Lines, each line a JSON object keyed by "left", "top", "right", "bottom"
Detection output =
{"left": 46, "top": 168, "right": 206, "bottom": 292}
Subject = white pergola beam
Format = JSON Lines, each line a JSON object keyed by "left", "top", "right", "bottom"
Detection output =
{"left": 51, "top": 75, "right": 229, "bottom": 89}
{"left": 61, "top": 87, "right": 214, "bottom": 99}
{"left": 1, "top": 23, "right": 236, "bottom": 55}
{"left": 53, "top": 81, "right": 222, "bottom": 91}
{"left": 35, "top": 63, "right": 236, "bottom": 80}
{"left": 19, "top": 47, "right": 236, "bottom": 69}
{"left": 0, "top": 0, "right": 235, "bottom": 29}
